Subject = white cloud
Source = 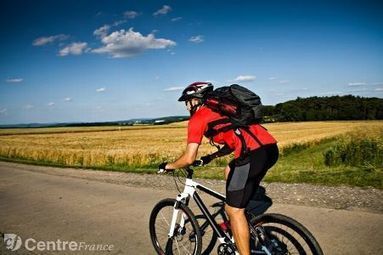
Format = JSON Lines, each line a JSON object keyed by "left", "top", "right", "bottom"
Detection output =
{"left": 33, "top": 34, "right": 69, "bottom": 46}
{"left": 48, "top": 102, "right": 55, "bottom": 106}
{"left": 0, "top": 108, "right": 7, "bottom": 115}
{"left": 348, "top": 82, "right": 367, "bottom": 86}
{"left": 94, "top": 25, "right": 111, "bottom": 38}
{"left": 113, "top": 20, "right": 127, "bottom": 26}
{"left": 59, "top": 42, "right": 88, "bottom": 56}
{"left": 268, "top": 77, "right": 277, "bottom": 80}
{"left": 6, "top": 78, "right": 23, "bottom": 83}
{"left": 96, "top": 87, "right": 106, "bottom": 92}
{"left": 64, "top": 97, "right": 72, "bottom": 102}
{"left": 24, "top": 104, "right": 34, "bottom": 110}
{"left": 124, "top": 10, "right": 140, "bottom": 19}
{"left": 171, "top": 17, "right": 182, "bottom": 22}
{"left": 375, "top": 88, "right": 383, "bottom": 91}
{"left": 234, "top": 75, "right": 256, "bottom": 82}
{"left": 189, "top": 35, "right": 204, "bottom": 43}
{"left": 279, "top": 80, "right": 290, "bottom": 84}
{"left": 153, "top": 5, "right": 172, "bottom": 16}
{"left": 164, "top": 86, "right": 184, "bottom": 91}
{"left": 92, "top": 28, "right": 176, "bottom": 58}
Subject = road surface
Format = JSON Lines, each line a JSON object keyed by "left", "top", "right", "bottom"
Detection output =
{"left": 0, "top": 162, "right": 382, "bottom": 254}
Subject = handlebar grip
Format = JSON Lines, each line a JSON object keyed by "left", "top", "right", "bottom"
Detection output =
{"left": 192, "top": 160, "right": 203, "bottom": 167}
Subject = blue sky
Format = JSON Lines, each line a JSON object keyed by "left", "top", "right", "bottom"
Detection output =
{"left": 0, "top": 0, "right": 382, "bottom": 125}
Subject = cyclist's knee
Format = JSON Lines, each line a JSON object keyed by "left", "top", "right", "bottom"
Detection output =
{"left": 225, "top": 204, "right": 245, "bottom": 216}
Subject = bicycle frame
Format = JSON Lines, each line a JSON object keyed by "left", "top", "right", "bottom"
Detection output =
{"left": 168, "top": 168, "right": 236, "bottom": 250}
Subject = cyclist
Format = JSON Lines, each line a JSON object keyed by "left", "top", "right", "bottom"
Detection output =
{"left": 159, "top": 81, "right": 279, "bottom": 255}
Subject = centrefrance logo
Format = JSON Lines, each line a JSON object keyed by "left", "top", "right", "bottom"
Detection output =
{"left": 2, "top": 233, "right": 114, "bottom": 252}
{"left": 3, "top": 234, "right": 22, "bottom": 251}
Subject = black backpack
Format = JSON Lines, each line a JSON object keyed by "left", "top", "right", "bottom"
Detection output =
{"left": 204, "top": 84, "right": 264, "bottom": 155}
{"left": 205, "top": 84, "right": 263, "bottom": 126}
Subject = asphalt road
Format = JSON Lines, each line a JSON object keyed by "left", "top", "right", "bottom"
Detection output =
{"left": 0, "top": 162, "right": 382, "bottom": 255}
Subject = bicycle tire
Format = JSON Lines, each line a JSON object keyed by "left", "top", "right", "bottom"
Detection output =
{"left": 149, "top": 198, "right": 202, "bottom": 255}
{"left": 249, "top": 213, "right": 323, "bottom": 255}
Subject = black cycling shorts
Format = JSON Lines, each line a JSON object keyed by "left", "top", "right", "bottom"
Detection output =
{"left": 226, "top": 143, "right": 279, "bottom": 209}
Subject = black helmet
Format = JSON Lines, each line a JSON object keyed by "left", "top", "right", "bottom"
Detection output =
{"left": 178, "top": 82, "right": 214, "bottom": 101}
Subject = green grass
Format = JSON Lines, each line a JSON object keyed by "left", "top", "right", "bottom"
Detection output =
{"left": 263, "top": 139, "right": 382, "bottom": 188}
{"left": 193, "top": 137, "right": 382, "bottom": 188}
{"left": 1, "top": 135, "right": 382, "bottom": 189}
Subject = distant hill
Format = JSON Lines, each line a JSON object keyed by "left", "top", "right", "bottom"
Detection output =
{"left": 2, "top": 95, "right": 382, "bottom": 128}
{"left": 0, "top": 116, "right": 190, "bottom": 129}
{"left": 263, "top": 95, "right": 383, "bottom": 122}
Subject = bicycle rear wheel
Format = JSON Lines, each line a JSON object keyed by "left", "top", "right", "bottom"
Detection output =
{"left": 249, "top": 213, "right": 323, "bottom": 255}
{"left": 149, "top": 198, "right": 202, "bottom": 255}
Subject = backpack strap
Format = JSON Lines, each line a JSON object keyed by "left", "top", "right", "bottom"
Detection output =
{"left": 205, "top": 118, "right": 234, "bottom": 137}
{"left": 234, "top": 128, "right": 249, "bottom": 156}
{"left": 242, "top": 126, "right": 264, "bottom": 146}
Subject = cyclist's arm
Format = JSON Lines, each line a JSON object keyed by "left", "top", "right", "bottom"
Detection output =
{"left": 166, "top": 143, "right": 199, "bottom": 170}
{"left": 210, "top": 144, "right": 233, "bottom": 158}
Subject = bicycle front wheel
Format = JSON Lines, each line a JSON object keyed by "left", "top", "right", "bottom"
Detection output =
{"left": 149, "top": 198, "right": 202, "bottom": 255}
{"left": 249, "top": 213, "right": 323, "bottom": 255}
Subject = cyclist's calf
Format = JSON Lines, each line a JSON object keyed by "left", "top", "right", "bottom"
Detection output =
{"left": 225, "top": 204, "right": 250, "bottom": 255}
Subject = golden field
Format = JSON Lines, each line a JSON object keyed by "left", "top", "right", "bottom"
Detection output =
{"left": 0, "top": 121, "right": 382, "bottom": 169}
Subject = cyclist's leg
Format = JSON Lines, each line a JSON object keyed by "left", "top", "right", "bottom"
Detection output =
{"left": 224, "top": 164, "right": 231, "bottom": 180}
{"left": 225, "top": 149, "right": 267, "bottom": 255}
{"left": 225, "top": 204, "right": 250, "bottom": 255}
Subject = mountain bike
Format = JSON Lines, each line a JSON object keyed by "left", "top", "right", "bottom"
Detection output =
{"left": 149, "top": 162, "right": 323, "bottom": 255}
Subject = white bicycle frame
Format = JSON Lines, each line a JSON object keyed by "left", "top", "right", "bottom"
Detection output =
{"left": 167, "top": 175, "right": 239, "bottom": 254}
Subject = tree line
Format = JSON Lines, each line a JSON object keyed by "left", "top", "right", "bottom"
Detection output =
{"left": 262, "top": 95, "right": 383, "bottom": 122}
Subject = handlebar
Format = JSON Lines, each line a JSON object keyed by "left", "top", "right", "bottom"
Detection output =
{"left": 192, "top": 159, "right": 204, "bottom": 167}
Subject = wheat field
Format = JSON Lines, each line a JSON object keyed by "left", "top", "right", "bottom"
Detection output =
{"left": 0, "top": 121, "right": 382, "bottom": 168}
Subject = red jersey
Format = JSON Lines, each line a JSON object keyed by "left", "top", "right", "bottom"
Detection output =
{"left": 187, "top": 106, "right": 277, "bottom": 158}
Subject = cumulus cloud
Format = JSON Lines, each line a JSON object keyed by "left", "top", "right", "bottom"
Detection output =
{"left": 171, "top": 17, "right": 182, "bottom": 22}
{"left": 24, "top": 104, "right": 34, "bottom": 110}
{"left": 92, "top": 28, "right": 176, "bottom": 58}
{"left": 59, "top": 42, "right": 88, "bottom": 56}
{"left": 48, "top": 102, "right": 55, "bottom": 106}
{"left": 153, "top": 5, "right": 172, "bottom": 16}
{"left": 33, "top": 34, "right": 69, "bottom": 46}
{"left": 96, "top": 87, "right": 106, "bottom": 92}
{"left": 0, "top": 108, "right": 7, "bottom": 115}
{"left": 6, "top": 78, "right": 23, "bottom": 83}
{"left": 64, "top": 97, "right": 72, "bottom": 102}
{"left": 124, "top": 10, "right": 140, "bottom": 19}
{"left": 189, "top": 35, "right": 204, "bottom": 43}
{"left": 94, "top": 25, "right": 111, "bottom": 38}
{"left": 164, "top": 86, "right": 184, "bottom": 91}
{"left": 234, "top": 75, "right": 256, "bottom": 82}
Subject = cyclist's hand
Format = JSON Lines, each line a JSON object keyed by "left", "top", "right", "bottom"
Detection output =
{"left": 157, "top": 162, "right": 173, "bottom": 174}
{"left": 200, "top": 155, "right": 213, "bottom": 166}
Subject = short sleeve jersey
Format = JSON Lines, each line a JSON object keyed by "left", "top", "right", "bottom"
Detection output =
{"left": 187, "top": 106, "right": 277, "bottom": 158}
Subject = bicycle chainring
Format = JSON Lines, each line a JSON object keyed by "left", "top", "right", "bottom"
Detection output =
{"left": 217, "top": 243, "right": 236, "bottom": 255}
